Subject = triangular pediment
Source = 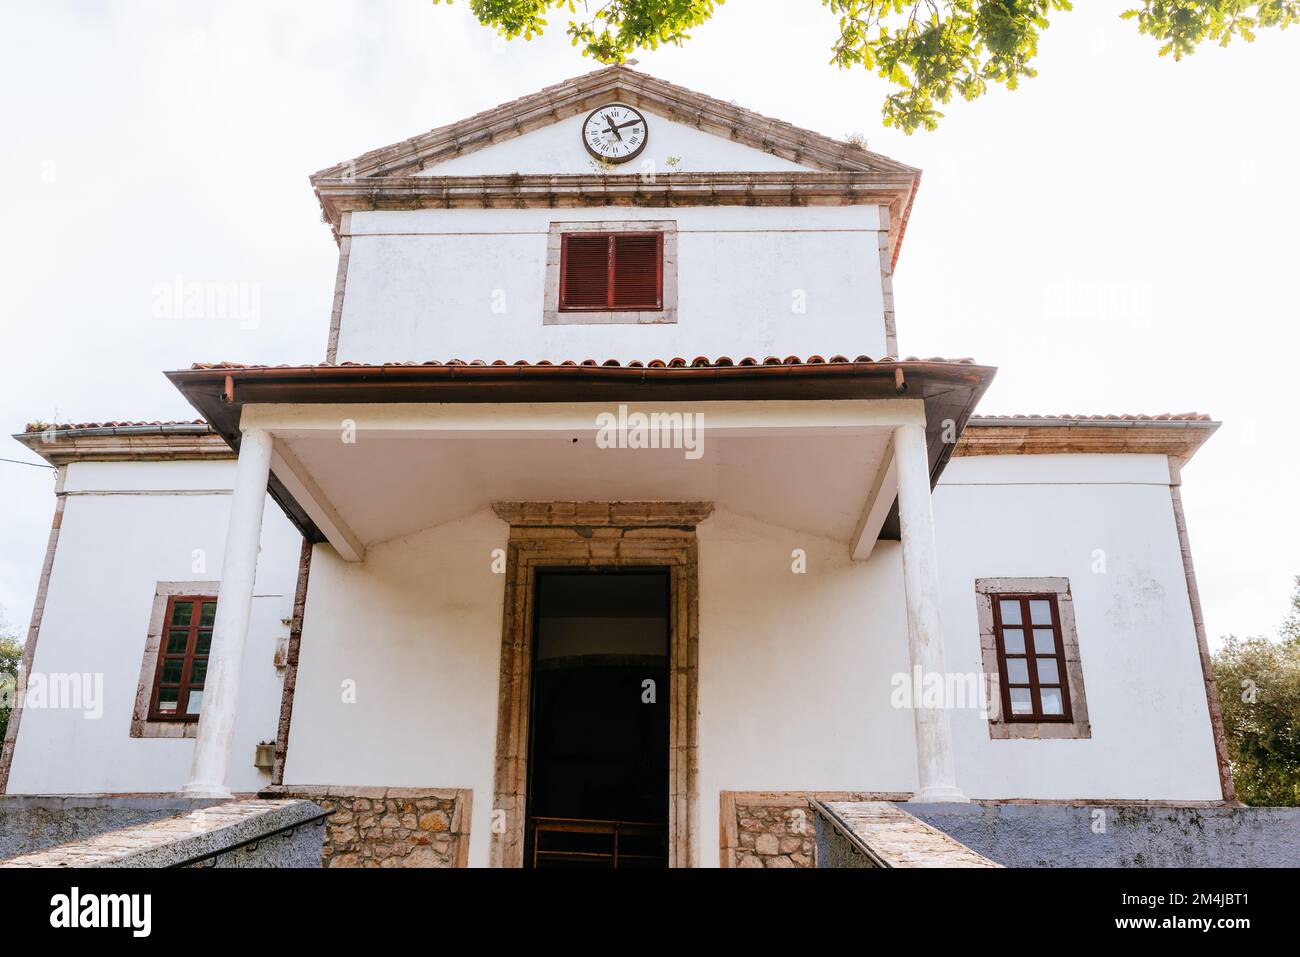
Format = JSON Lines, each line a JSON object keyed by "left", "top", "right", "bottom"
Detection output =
{"left": 308, "top": 66, "right": 922, "bottom": 267}
{"left": 311, "top": 65, "right": 918, "bottom": 181}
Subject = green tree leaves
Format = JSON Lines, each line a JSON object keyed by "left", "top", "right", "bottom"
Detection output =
{"left": 433, "top": 1, "right": 723, "bottom": 62}
{"left": 434, "top": 1, "right": 1297, "bottom": 133}
{"left": 1214, "top": 576, "right": 1300, "bottom": 807}
{"left": 0, "top": 631, "right": 22, "bottom": 744}
{"left": 825, "top": 1, "right": 1070, "bottom": 132}
{"left": 1123, "top": 0, "right": 1299, "bottom": 59}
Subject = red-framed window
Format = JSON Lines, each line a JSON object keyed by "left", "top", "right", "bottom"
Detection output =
{"left": 991, "top": 593, "right": 1073, "bottom": 722}
{"left": 559, "top": 232, "right": 663, "bottom": 311}
{"left": 148, "top": 595, "right": 216, "bottom": 721}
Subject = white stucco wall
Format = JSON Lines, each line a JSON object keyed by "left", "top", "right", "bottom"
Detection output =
{"left": 934, "top": 453, "right": 1223, "bottom": 800}
{"left": 695, "top": 510, "right": 917, "bottom": 860}
{"left": 5, "top": 459, "right": 300, "bottom": 795}
{"left": 336, "top": 109, "right": 889, "bottom": 365}
{"left": 336, "top": 205, "right": 889, "bottom": 365}
{"left": 280, "top": 508, "right": 508, "bottom": 869}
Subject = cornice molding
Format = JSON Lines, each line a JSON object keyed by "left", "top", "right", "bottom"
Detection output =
{"left": 14, "top": 430, "right": 234, "bottom": 465}
{"left": 312, "top": 171, "right": 917, "bottom": 244}
{"left": 954, "top": 422, "right": 1218, "bottom": 464}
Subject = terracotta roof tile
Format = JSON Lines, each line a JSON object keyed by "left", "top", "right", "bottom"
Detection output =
{"left": 187, "top": 355, "right": 977, "bottom": 371}
{"left": 970, "top": 413, "right": 1213, "bottom": 423}
{"left": 23, "top": 419, "right": 209, "bottom": 434}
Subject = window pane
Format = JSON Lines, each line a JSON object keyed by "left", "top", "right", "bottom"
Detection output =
{"left": 1002, "top": 629, "right": 1025, "bottom": 654}
{"left": 166, "top": 630, "right": 189, "bottom": 655}
{"left": 999, "top": 599, "right": 1022, "bottom": 625}
{"left": 170, "top": 601, "right": 193, "bottom": 627}
{"left": 199, "top": 602, "right": 216, "bottom": 627}
{"left": 1006, "top": 658, "right": 1029, "bottom": 683}
{"left": 1036, "top": 658, "right": 1060, "bottom": 684}
{"left": 185, "top": 690, "right": 203, "bottom": 715}
{"left": 1033, "top": 628, "right": 1057, "bottom": 655}
{"left": 1040, "top": 687, "right": 1064, "bottom": 715}
{"left": 157, "top": 688, "right": 179, "bottom": 712}
{"left": 189, "top": 660, "right": 207, "bottom": 686}
{"left": 161, "top": 659, "right": 184, "bottom": 683}
{"left": 195, "top": 631, "right": 212, "bottom": 656}
{"left": 1009, "top": 688, "right": 1033, "bottom": 714}
{"left": 1029, "top": 599, "right": 1053, "bottom": 625}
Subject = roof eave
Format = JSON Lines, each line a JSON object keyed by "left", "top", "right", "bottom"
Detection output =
{"left": 13, "top": 424, "right": 232, "bottom": 466}
{"left": 957, "top": 417, "right": 1219, "bottom": 464}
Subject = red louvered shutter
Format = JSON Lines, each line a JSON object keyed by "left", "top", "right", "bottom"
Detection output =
{"left": 559, "top": 235, "right": 611, "bottom": 309}
{"left": 559, "top": 232, "right": 662, "bottom": 311}
{"left": 612, "top": 233, "right": 662, "bottom": 309}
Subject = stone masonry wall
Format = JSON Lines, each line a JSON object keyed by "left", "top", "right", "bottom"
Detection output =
{"left": 721, "top": 791, "right": 912, "bottom": 868}
{"left": 266, "top": 787, "right": 471, "bottom": 868}
{"left": 734, "top": 802, "right": 816, "bottom": 868}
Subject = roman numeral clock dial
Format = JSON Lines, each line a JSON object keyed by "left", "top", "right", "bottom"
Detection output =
{"left": 582, "top": 104, "right": 649, "bottom": 164}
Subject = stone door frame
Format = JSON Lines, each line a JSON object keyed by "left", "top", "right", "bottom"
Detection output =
{"left": 489, "top": 502, "right": 709, "bottom": 868}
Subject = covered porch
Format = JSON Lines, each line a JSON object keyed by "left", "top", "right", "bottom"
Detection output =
{"left": 167, "top": 355, "right": 994, "bottom": 865}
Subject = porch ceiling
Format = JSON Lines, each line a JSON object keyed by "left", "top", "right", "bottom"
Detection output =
{"left": 271, "top": 424, "right": 893, "bottom": 549}
{"left": 166, "top": 357, "right": 996, "bottom": 557}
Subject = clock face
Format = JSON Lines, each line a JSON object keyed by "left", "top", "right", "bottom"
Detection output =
{"left": 581, "top": 104, "right": 649, "bottom": 164}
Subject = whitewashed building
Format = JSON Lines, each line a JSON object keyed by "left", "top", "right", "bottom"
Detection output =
{"left": 2, "top": 68, "right": 1234, "bottom": 868}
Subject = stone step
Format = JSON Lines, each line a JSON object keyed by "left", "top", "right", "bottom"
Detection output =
{"left": 811, "top": 799, "right": 1000, "bottom": 868}
{"left": 0, "top": 798, "right": 326, "bottom": 868}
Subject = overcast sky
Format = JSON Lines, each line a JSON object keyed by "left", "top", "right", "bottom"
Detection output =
{"left": 1, "top": 1, "right": 1296, "bottom": 644}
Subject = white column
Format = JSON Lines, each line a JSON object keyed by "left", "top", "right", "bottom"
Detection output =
{"left": 181, "top": 428, "right": 273, "bottom": 798}
{"left": 894, "top": 423, "right": 968, "bottom": 803}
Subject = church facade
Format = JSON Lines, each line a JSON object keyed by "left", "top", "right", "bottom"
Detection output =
{"left": 2, "top": 68, "right": 1232, "bottom": 868}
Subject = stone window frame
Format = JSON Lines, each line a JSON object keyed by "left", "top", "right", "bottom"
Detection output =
{"left": 131, "top": 581, "right": 220, "bottom": 739}
{"left": 974, "top": 577, "right": 1091, "bottom": 740}
{"left": 489, "top": 501, "right": 707, "bottom": 868}
{"left": 543, "top": 220, "right": 678, "bottom": 325}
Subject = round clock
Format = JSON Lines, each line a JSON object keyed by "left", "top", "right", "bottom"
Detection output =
{"left": 581, "top": 104, "right": 649, "bottom": 164}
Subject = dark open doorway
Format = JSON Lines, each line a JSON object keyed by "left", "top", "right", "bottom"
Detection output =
{"left": 524, "top": 569, "right": 670, "bottom": 868}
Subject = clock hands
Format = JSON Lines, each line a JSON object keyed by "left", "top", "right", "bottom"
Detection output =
{"left": 585, "top": 107, "right": 646, "bottom": 159}
{"left": 599, "top": 112, "right": 645, "bottom": 145}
